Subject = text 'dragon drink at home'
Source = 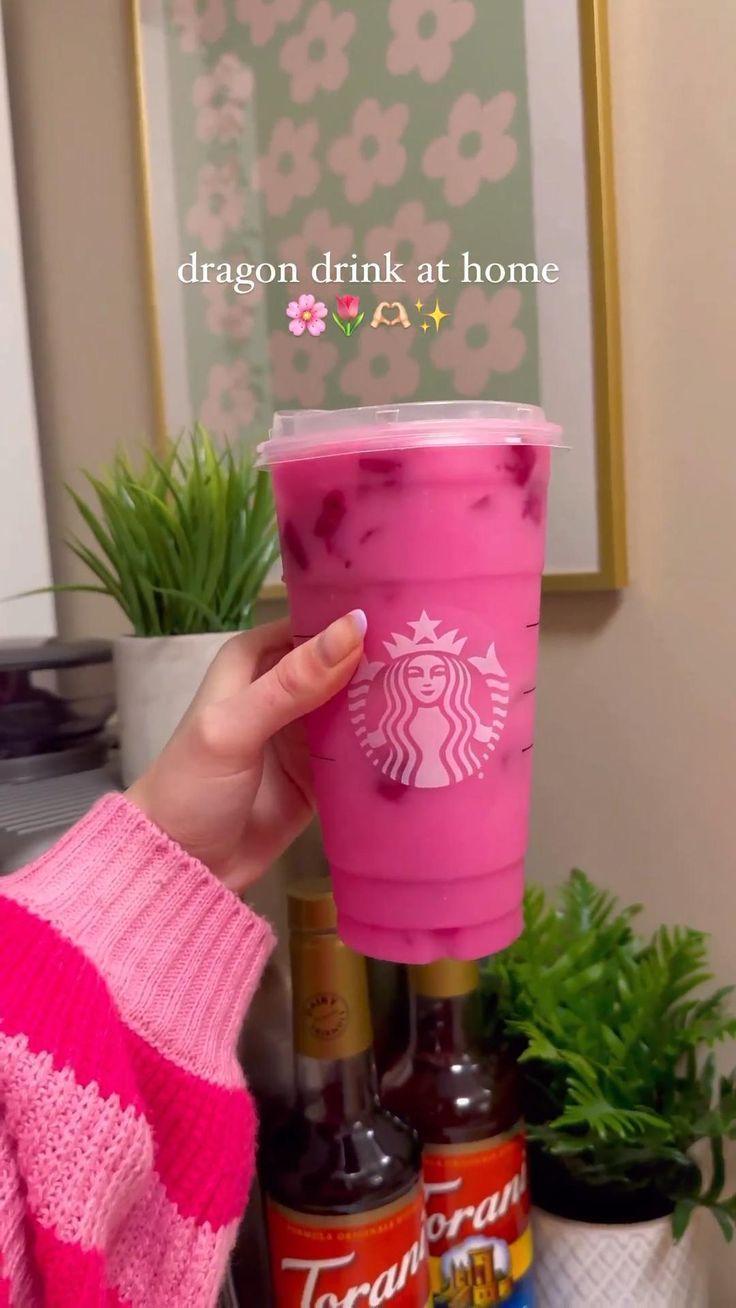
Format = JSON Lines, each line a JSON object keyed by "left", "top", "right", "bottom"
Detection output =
{"left": 381, "top": 959, "right": 533, "bottom": 1307}
{"left": 259, "top": 402, "right": 562, "bottom": 963}
{"left": 262, "top": 880, "right": 430, "bottom": 1307}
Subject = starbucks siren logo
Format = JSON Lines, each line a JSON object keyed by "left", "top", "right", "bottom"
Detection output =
{"left": 347, "top": 612, "right": 509, "bottom": 789}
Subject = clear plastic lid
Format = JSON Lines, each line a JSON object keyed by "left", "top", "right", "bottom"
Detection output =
{"left": 257, "top": 400, "right": 563, "bottom": 465}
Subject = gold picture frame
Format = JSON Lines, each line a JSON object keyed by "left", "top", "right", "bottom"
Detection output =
{"left": 554, "top": 0, "right": 627, "bottom": 591}
{"left": 129, "top": 0, "right": 627, "bottom": 592}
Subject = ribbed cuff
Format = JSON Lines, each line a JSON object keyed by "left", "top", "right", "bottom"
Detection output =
{"left": 2, "top": 793, "right": 275, "bottom": 1087}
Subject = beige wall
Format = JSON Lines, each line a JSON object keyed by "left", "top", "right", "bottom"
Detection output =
{"left": 5, "top": 0, "right": 736, "bottom": 1294}
{"left": 2, "top": 0, "right": 156, "bottom": 640}
{"left": 530, "top": 3, "right": 736, "bottom": 1296}
{"left": 533, "top": 0, "right": 736, "bottom": 1045}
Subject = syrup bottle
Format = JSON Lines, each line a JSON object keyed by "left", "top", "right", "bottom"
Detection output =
{"left": 382, "top": 960, "right": 534, "bottom": 1306}
{"left": 262, "top": 880, "right": 430, "bottom": 1306}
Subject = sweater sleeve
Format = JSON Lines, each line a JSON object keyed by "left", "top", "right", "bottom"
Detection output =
{"left": 0, "top": 792, "right": 274, "bottom": 1308}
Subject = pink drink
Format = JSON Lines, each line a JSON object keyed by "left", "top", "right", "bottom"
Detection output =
{"left": 259, "top": 403, "right": 562, "bottom": 964}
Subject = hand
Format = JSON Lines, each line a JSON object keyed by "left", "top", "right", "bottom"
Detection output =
{"left": 127, "top": 611, "right": 366, "bottom": 895}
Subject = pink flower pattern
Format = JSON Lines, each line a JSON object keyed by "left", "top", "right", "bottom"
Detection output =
{"left": 278, "top": 208, "right": 354, "bottom": 277}
{"left": 257, "top": 118, "right": 320, "bottom": 217}
{"left": 186, "top": 161, "right": 246, "bottom": 252}
{"left": 171, "top": 0, "right": 226, "bottom": 52}
{"left": 192, "top": 53, "right": 253, "bottom": 144}
{"left": 363, "top": 200, "right": 450, "bottom": 298}
{"left": 235, "top": 0, "right": 302, "bottom": 47}
{"left": 423, "top": 91, "right": 518, "bottom": 206}
{"left": 430, "top": 286, "right": 526, "bottom": 396}
{"left": 280, "top": 1, "right": 356, "bottom": 104}
{"left": 340, "top": 327, "right": 420, "bottom": 406}
{"left": 202, "top": 277, "right": 263, "bottom": 340}
{"left": 387, "top": 0, "right": 475, "bottom": 84}
{"left": 328, "top": 100, "right": 408, "bottom": 205}
{"left": 270, "top": 331, "right": 338, "bottom": 408}
{"left": 286, "top": 292, "right": 328, "bottom": 336}
{"left": 200, "top": 360, "right": 256, "bottom": 440}
{"left": 171, "top": 7, "right": 531, "bottom": 434}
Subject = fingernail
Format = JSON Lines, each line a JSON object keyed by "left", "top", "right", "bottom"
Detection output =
{"left": 317, "top": 609, "right": 367, "bottom": 667}
{"left": 349, "top": 608, "right": 368, "bottom": 637}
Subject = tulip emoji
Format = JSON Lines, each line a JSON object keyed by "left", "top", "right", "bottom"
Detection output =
{"left": 333, "top": 293, "right": 364, "bottom": 337}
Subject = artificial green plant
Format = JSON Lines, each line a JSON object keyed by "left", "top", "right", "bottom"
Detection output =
{"left": 53, "top": 425, "right": 278, "bottom": 636}
{"left": 482, "top": 870, "right": 736, "bottom": 1240}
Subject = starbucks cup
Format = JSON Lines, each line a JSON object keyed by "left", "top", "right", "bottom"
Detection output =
{"left": 258, "top": 402, "right": 563, "bottom": 964}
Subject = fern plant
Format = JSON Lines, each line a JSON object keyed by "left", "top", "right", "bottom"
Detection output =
{"left": 51, "top": 426, "right": 279, "bottom": 636}
{"left": 481, "top": 871, "right": 736, "bottom": 1240}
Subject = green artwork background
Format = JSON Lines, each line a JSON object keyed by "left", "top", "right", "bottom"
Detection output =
{"left": 158, "top": 0, "right": 541, "bottom": 441}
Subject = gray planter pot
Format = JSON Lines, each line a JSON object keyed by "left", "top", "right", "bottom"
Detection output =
{"left": 114, "top": 632, "right": 233, "bottom": 785}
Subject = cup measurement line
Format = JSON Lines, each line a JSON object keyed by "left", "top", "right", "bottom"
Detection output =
{"left": 521, "top": 744, "right": 534, "bottom": 753}
{"left": 523, "top": 686, "right": 536, "bottom": 695}
{"left": 309, "top": 753, "right": 337, "bottom": 764}
{"left": 526, "top": 621, "right": 540, "bottom": 628}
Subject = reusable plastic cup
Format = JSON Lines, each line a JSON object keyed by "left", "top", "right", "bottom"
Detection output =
{"left": 258, "top": 402, "right": 563, "bottom": 964}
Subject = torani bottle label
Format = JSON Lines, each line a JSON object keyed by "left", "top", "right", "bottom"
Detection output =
{"left": 266, "top": 1186, "right": 431, "bottom": 1307}
{"left": 423, "top": 1126, "right": 533, "bottom": 1307}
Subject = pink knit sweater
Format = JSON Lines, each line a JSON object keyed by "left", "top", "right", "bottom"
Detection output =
{"left": 0, "top": 793, "right": 274, "bottom": 1306}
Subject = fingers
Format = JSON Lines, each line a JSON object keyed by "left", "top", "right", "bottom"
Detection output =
{"left": 194, "top": 617, "right": 293, "bottom": 705}
{"left": 193, "top": 610, "right": 367, "bottom": 771}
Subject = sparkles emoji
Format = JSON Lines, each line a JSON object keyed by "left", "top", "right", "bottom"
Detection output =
{"left": 425, "top": 298, "right": 449, "bottom": 332}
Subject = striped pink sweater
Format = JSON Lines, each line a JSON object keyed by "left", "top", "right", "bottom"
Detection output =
{"left": 0, "top": 793, "right": 274, "bottom": 1306}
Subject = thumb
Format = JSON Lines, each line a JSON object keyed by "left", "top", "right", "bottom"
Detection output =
{"left": 198, "top": 609, "right": 367, "bottom": 770}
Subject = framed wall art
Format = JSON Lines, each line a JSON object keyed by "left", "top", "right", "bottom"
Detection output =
{"left": 130, "top": 0, "right": 626, "bottom": 589}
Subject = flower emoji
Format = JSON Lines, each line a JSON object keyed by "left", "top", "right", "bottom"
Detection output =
{"left": 333, "top": 294, "right": 364, "bottom": 337}
{"left": 286, "top": 292, "right": 328, "bottom": 337}
{"left": 336, "top": 294, "right": 360, "bottom": 319}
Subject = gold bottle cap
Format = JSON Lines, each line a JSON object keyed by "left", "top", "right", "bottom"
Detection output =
{"left": 410, "top": 958, "right": 480, "bottom": 999}
{"left": 287, "top": 877, "right": 337, "bottom": 933}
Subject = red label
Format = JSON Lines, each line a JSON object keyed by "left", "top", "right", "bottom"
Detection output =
{"left": 266, "top": 1185, "right": 431, "bottom": 1307}
{"left": 423, "top": 1127, "right": 532, "bottom": 1302}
